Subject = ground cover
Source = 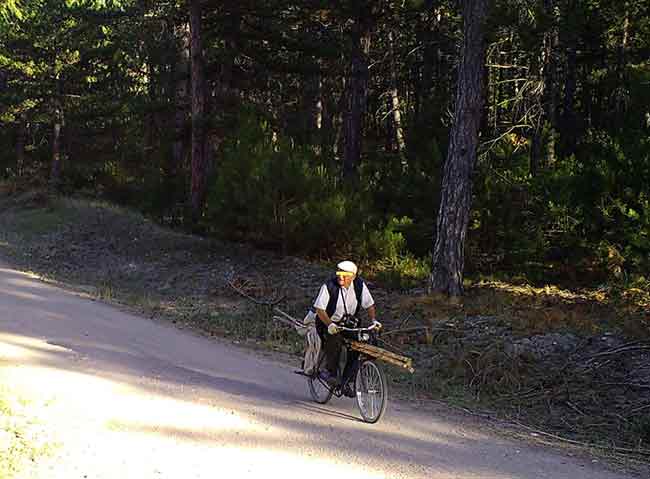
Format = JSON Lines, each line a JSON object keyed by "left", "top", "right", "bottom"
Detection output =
{"left": 0, "top": 187, "right": 648, "bottom": 472}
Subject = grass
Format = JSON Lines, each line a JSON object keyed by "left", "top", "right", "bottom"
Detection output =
{"left": 171, "top": 302, "right": 305, "bottom": 355}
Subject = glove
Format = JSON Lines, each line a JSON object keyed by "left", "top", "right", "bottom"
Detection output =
{"left": 327, "top": 323, "right": 340, "bottom": 335}
{"left": 371, "top": 320, "right": 383, "bottom": 330}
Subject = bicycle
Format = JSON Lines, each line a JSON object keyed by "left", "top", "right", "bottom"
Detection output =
{"left": 305, "top": 321, "right": 388, "bottom": 424}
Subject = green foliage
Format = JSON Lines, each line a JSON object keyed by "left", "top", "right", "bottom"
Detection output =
{"left": 574, "top": 132, "right": 650, "bottom": 276}
{"left": 205, "top": 110, "right": 367, "bottom": 255}
{"left": 0, "top": 0, "right": 22, "bottom": 21}
{"left": 361, "top": 216, "right": 431, "bottom": 289}
{"left": 1, "top": 0, "right": 649, "bottom": 292}
{"left": 366, "top": 216, "right": 410, "bottom": 259}
{"left": 204, "top": 111, "right": 441, "bottom": 266}
{"left": 372, "top": 254, "right": 431, "bottom": 290}
{"left": 364, "top": 146, "right": 441, "bottom": 258}
{"left": 205, "top": 109, "right": 441, "bottom": 268}
{"left": 470, "top": 125, "right": 650, "bottom": 284}
{"left": 66, "top": 0, "right": 126, "bottom": 8}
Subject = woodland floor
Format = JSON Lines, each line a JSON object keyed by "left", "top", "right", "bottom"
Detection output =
{"left": 0, "top": 187, "right": 649, "bottom": 472}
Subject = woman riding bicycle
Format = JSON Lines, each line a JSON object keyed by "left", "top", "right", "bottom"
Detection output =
{"left": 312, "top": 260, "right": 382, "bottom": 393}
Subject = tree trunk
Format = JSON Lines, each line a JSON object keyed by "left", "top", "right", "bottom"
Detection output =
{"left": 315, "top": 75, "right": 323, "bottom": 133}
{"left": 530, "top": 119, "right": 542, "bottom": 177}
{"left": 529, "top": 0, "right": 560, "bottom": 176}
{"left": 172, "top": 20, "right": 190, "bottom": 177}
{"left": 542, "top": 0, "right": 559, "bottom": 167}
{"left": 189, "top": 0, "right": 208, "bottom": 227}
{"left": 203, "top": 6, "right": 241, "bottom": 192}
{"left": 297, "top": 65, "right": 322, "bottom": 147}
{"left": 215, "top": 6, "right": 240, "bottom": 119}
{"left": 561, "top": 40, "right": 577, "bottom": 157}
{"left": 614, "top": 4, "right": 630, "bottom": 126}
{"left": 15, "top": 113, "right": 26, "bottom": 177}
{"left": 143, "top": 61, "right": 155, "bottom": 165}
{"left": 334, "top": 73, "right": 347, "bottom": 162}
{"left": 50, "top": 95, "right": 64, "bottom": 190}
{"left": 388, "top": 30, "right": 406, "bottom": 168}
{"left": 430, "top": 0, "right": 489, "bottom": 298}
{"left": 320, "top": 73, "right": 336, "bottom": 161}
{"left": 343, "top": 11, "right": 371, "bottom": 184}
{"left": 480, "top": 38, "right": 492, "bottom": 139}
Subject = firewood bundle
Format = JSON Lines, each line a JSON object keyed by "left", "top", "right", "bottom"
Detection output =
{"left": 347, "top": 340, "right": 415, "bottom": 373}
{"left": 272, "top": 307, "right": 415, "bottom": 373}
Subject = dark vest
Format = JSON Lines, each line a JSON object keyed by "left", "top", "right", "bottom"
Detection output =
{"left": 322, "top": 276, "right": 365, "bottom": 318}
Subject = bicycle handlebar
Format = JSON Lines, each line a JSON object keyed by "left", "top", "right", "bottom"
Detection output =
{"left": 337, "top": 322, "right": 381, "bottom": 333}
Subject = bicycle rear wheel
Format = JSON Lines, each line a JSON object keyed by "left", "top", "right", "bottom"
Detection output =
{"left": 355, "top": 360, "right": 388, "bottom": 423}
{"left": 308, "top": 356, "right": 333, "bottom": 404}
{"left": 308, "top": 374, "right": 333, "bottom": 404}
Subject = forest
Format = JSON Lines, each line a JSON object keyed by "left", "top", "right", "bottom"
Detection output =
{"left": 1, "top": 0, "right": 649, "bottom": 296}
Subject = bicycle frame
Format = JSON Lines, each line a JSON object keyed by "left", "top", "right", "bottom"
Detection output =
{"left": 312, "top": 322, "right": 381, "bottom": 396}
{"left": 306, "top": 321, "right": 389, "bottom": 423}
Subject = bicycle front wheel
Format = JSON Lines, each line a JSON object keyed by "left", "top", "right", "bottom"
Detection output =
{"left": 355, "top": 360, "right": 388, "bottom": 423}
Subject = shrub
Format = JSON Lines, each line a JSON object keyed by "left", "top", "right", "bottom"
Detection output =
{"left": 205, "top": 110, "right": 368, "bottom": 256}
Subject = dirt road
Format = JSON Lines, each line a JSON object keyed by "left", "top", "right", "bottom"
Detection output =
{"left": 0, "top": 262, "right": 639, "bottom": 479}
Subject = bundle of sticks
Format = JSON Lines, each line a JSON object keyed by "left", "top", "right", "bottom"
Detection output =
{"left": 347, "top": 340, "right": 415, "bottom": 374}
{"left": 272, "top": 308, "right": 308, "bottom": 333}
{"left": 272, "top": 307, "right": 415, "bottom": 373}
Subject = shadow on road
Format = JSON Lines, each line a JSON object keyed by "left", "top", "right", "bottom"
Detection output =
{"left": 0, "top": 264, "right": 641, "bottom": 479}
